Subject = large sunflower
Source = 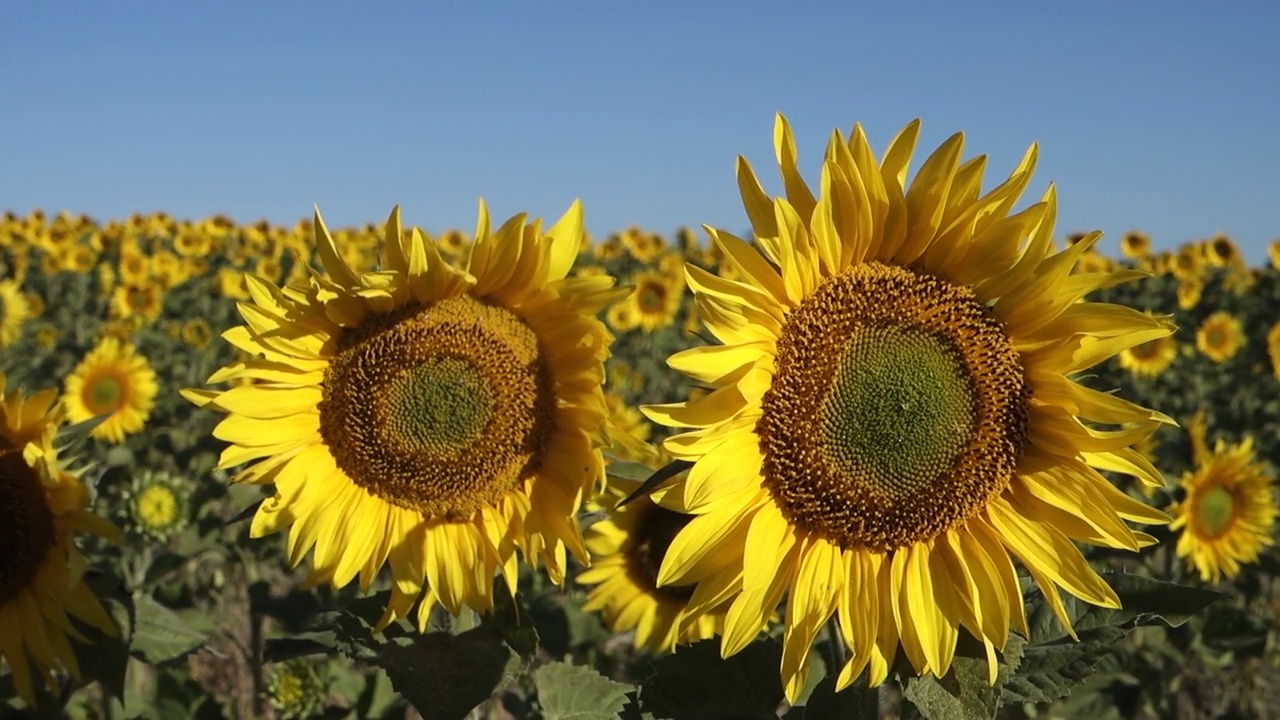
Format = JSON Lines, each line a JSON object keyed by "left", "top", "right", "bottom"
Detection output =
{"left": 1, "top": 374, "right": 119, "bottom": 706}
{"left": 1169, "top": 417, "right": 1276, "bottom": 583}
{"left": 184, "top": 202, "right": 625, "bottom": 627}
{"left": 0, "top": 279, "right": 32, "bottom": 348}
{"left": 644, "top": 116, "right": 1173, "bottom": 700}
{"left": 64, "top": 337, "right": 158, "bottom": 444}
{"left": 578, "top": 477, "right": 729, "bottom": 653}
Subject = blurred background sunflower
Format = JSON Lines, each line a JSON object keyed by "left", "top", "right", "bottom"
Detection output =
{"left": 63, "top": 336, "right": 158, "bottom": 444}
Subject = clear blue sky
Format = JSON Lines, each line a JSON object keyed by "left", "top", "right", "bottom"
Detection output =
{"left": 2, "top": 2, "right": 1277, "bottom": 261}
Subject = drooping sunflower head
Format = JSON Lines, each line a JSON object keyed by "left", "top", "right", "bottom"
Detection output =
{"left": 185, "top": 201, "right": 627, "bottom": 628}
{"left": 0, "top": 373, "right": 119, "bottom": 706}
{"left": 63, "top": 336, "right": 159, "bottom": 445}
{"left": 1196, "top": 311, "right": 1245, "bottom": 363}
{"left": 627, "top": 270, "right": 684, "bottom": 333}
{"left": 645, "top": 115, "right": 1174, "bottom": 700}
{"left": 579, "top": 478, "right": 727, "bottom": 653}
{"left": 1170, "top": 430, "right": 1276, "bottom": 583}
{"left": 1120, "top": 231, "right": 1151, "bottom": 260}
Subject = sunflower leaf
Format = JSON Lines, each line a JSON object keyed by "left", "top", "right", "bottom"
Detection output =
{"left": 1000, "top": 626, "right": 1126, "bottom": 704}
{"left": 378, "top": 626, "right": 522, "bottom": 720}
{"left": 901, "top": 650, "right": 1007, "bottom": 720}
{"left": 533, "top": 661, "right": 633, "bottom": 720}
{"left": 129, "top": 593, "right": 209, "bottom": 664}
{"left": 639, "top": 638, "right": 785, "bottom": 720}
{"left": 615, "top": 459, "right": 694, "bottom": 508}
{"left": 799, "top": 676, "right": 879, "bottom": 719}
{"left": 1023, "top": 572, "right": 1223, "bottom": 644}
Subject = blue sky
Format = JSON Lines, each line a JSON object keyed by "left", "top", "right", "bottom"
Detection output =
{"left": 2, "top": 2, "right": 1277, "bottom": 260}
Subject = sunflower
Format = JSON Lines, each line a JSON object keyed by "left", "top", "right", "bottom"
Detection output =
{"left": 622, "top": 227, "right": 665, "bottom": 264}
{"left": 606, "top": 299, "right": 642, "bottom": 333}
{"left": 181, "top": 319, "right": 213, "bottom": 350}
{"left": 1268, "top": 322, "right": 1280, "bottom": 381}
{"left": 64, "top": 337, "right": 158, "bottom": 444}
{"left": 183, "top": 202, "right": 625, "bottom": 628}
{"left": 1205, "top": 234, "right": 1240, "bottom": 268}
{"left": 1196, "top": 311, "right": 1245, "bottom": 363}
{"left": 1120, "top": 231, "right": 1151, "bottom": 260}
{"left": 1176, "top": 277, "right": 1203, "bottom": 311}
{"left": 644, "top": 116, "right": 1173, "bottom": 700}
{"left": 111, "top": 283, "right": 164, "bottom": 323}
{"left": 628, "top": 271, "right": 684, "bottom": 333}
{"left": 437, "top": 229, "right": 469, "bottom": 257}
{"left": 578, "top": 478, "right": 728, "bottom": 652}
{"left": 1170, "top": 245, "right": 1204, "bottom": 280}
{"left": 1169, "top": 419, "right": 1276, "bottom": 583}
{"left": 0, "top": 279, "right": 32, "bottom": 348}
{"left": 123, "top": 470, "right": 190, "bottom": 542}
{"left": 1270, "top": 240, "right": 1280, "bottom": 271}
{"left": 0, "top": 373, "right": 119, "bottom": 706}
{"left": 1119, "top": 331, "right": 1177, "bottom": 378}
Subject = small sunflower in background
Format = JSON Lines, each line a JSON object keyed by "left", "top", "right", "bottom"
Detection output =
{"left": 0, "top": 279, "right": 32, "bottom": 347}
{"left": 578, "top": 477, "right": 729, "bottom": 653}
{"left": 1269, "top": 239, "right": 1280, "bottom": 271}
{"left": 0, "top": 373, "right": 120, "bottom": 706}
{"left": 622, "top": 227, "right": 665, "bottom": 264}
{"left": 1170, "top": 413, "right": 1277, "bottom": 583}
{"left": 1176, "top": 277, "right": 1203, "bottom": 311}
{"left": 266, "top": 659, "right": 329, "bottom": 720}
{"left": 111, "top": 283, "right": 164, "bottom": 323}
{"left": 1267, "top": 321, "right": 1280, "bottom": 381}
{"left": 1120, "top": 231, "right": 1151, "bottom": 260}
{"left": 31, "top": 323, "right": 59, "bottom": 352}
{"left": 181, "top": 318, "right": 213, "bottom": 350}
{"left": 122, "top": 470, "right": 190, "bottom": 542}
{"left": 64, "top": 337, "right": 159, "bottom": 444}
{"left": 1119, "top": 329, "right": 1178, "bottom": 378}
{"left": 436, "top": 229, "right": 469, "bottom": 257}
{"left": 627, "top": 270, "right": 684, "bottom": 333}
{"left": 645, "top": 115, "right": 1173, "bottom": 700}
{"left": 185, "top": 201, "right": 626, "bottom": 629}
{"left": 606, "top": 298, "right": 642, "bottom": 333}
{"left": 1196, "top": 311, "right": 1245, "bottom": 363}
{"left": 117, "top": 250, "right": 150, "bottom": 286}
{"left": 1205, "top": 233, "right": 1241, "bottom": 268}
{"left": 1171, "top": 245, "right": 1204, "bottom": 281}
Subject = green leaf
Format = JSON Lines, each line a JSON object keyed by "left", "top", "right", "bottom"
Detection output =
{"left": 902, "top": 651, "right": 1006, "bottom": 720}
{"left": 377, "top": 626, "right": 521, "bottom": 720}
{"left": 639, "top": 638, "right": 784, "bottom": 720}
{"left": 1001, "top": 626, "right": 1126, "bottom": 705}
{"left": 801, "top": 677, "right": 879, "bottom": 720}
{"left": 533, "top": 661, "right": 634, "bottom": 720}
{"left": 72, "top": 572, "right": 133, "bottom": 701}
{"left": 1023, "top": 572, "right": 1222, "bottom": 644}
{"left": 129, "top": 593, "right": 209, "bottom": 664}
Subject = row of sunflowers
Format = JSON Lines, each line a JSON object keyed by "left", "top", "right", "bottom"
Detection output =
{"left": 1, "top": 116, "right": 1276, "bottom": 719}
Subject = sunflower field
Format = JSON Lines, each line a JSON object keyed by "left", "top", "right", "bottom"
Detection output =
{"left": 1, "top": 117, "right": 1278, "bottom": 720}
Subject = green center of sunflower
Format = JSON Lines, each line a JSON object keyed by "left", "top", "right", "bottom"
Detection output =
{"left": 1195, "top": 486, "right": 1236, "bottom": 537}
{"left": 0, "top": 440, "right": 58, "bottom": 606}
{"left": 321, "top": 295, "right": 556, "bottom": 521}
{"left": 758, "top": 262, "right": 1029, "bottom": 553}
{"left": 86, "top": 374, "right": 124, "bottom": 414}
{"left": 384, "top": 357, "right": 496, "bottom": 454}
{"left": 627, "top": 503, "right": 696, "bottom": 603}
{"left": 821, "top": 327, "right": 977, "bottom": 491}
